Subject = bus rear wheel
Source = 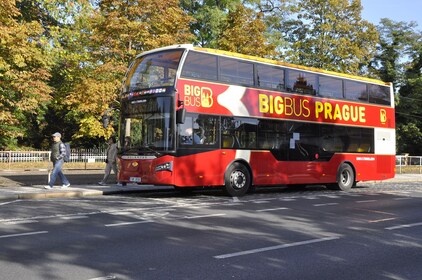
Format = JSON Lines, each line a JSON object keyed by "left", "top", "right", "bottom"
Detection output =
{"left": 327, "top": 163, "right": 355, "bottom": 191}
{"left": 224, "top": 162, "right": 251, "bottom": 197}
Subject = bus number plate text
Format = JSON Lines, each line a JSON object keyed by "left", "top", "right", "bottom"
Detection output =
{"left": 130, "top": 177, "right": 142, "bottom": 183}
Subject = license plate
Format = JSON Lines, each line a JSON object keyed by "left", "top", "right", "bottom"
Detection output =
{"left": 129, "top": 177, "right": 142, "bottom": 183}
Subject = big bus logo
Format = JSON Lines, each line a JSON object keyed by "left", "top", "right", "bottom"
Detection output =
{"left": 380, "top": 109, "right": 387, "bottom": 124}
{"left": 184, "top": 85, "right": 214, "bottom": 108}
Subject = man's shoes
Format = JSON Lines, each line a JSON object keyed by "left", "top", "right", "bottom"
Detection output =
{"left": 44, "top": 185, "right": 52, "bottom": 189}
{"left": 98, "top": 182, "right": 106, "bottom": 186}
{"left": 62, "top": 183, "right": 70, "bottom": 188}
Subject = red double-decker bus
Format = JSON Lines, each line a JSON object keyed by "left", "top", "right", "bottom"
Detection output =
{"left": 117, "top": 44, "right": 395, "bottom": 196}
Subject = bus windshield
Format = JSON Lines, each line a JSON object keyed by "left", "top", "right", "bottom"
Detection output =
{"left": 120, "top": 97, "right": 174, "bottom": 153}
{"left": 123, "top": 49, "right": 184, "bottom": 93}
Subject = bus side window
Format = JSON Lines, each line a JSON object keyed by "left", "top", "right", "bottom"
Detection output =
{"left": 286, "top": 70, "right": 318, "bottom": 95}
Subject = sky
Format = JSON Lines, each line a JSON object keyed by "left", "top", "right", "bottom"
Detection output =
{"left": 360, "top": 0, "right": 422, "bottom": 28}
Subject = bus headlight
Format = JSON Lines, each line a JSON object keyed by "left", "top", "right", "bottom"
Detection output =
{"left": 155, "top": 161, "right": 173, "bottom": 172}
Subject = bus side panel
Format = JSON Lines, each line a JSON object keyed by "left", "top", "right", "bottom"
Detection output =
{"left": 173, "top": 150, "right": 227, "bottom": 187}
{"left": 352, "top": 154, "right": 395, "bottom": 181}
{"left": 249, "top": 151, "right": 289, "bottom": 185}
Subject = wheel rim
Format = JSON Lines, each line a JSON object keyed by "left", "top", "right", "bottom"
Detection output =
{"left": 341, "top": 169, "right": 351, "bottom": 186}
{"left": 230, "top": 170, "right": 246, "bottom": 190}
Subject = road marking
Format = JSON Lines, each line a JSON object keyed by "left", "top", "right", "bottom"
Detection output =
{"left": 105, "top": 220, "right": 153, "bottom": 227}
{"left": 105, "top": 213, "right": 226, "bottom": 227}
{"left": 256, "top": 207, "right": 289, "bottom": 212}
{"left": 385, "top": 222, "right": 422, "bottom": 230}
{"left": 302, "top": 197, "right": 318, "bottom": 200}
{"left": 0, "top": 201, "right": 19, "bottom": 206}
{"left": 214, "top": 236, "right": 340, "bottom": 259}
{"left": 183, "top": 213, "right": 226, "bottom": 219}
{"left": 0, "top": 231, "right": 48, "bottom": 239}
{"left": 313, "top": 203, "right": 339, "bottom": 207}
{"left": 4, "top": 220, "right": 38, "bottom": 225}
{"left": 252, "top": 200, "right": 271, "bottom": 204}
{"left": 356, "top": 200, "right": 377, "bottom": 203}
{"left": 368, "top": 218, "right": 396, "bottom": 223}
{"left": 279, "top": 198, "right": 296, "bottom": 201}
{"left": 61, "top": 216, "right": 88, "bottom": 220}
{"left": 88, "top": 276, "right": 117, "bottom": 280}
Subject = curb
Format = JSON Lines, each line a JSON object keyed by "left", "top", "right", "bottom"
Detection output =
{"left": 0, "top": 185, "right": 171, "bottom": 201}
{"left": 0, "top": 189, "right": 107, "bottom": 201}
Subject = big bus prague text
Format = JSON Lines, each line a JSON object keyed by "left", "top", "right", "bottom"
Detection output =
{"left": 116, "top": 44, "right": 395, "bottom": 196}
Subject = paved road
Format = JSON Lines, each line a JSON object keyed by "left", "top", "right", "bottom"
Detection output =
{"left": 0, "top": 182, "right": 421, "bottom": 280}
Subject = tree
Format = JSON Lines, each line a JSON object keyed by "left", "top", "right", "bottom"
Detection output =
{"left": 282, "top": 0, "right": 378, "bottom": 74}
{"left": 0, "top": 0, "right": 53, "bottom": 149}
{"left": 58, "top": 0, "right": 195, "bottom": 145}
{"left": 180, "top": 0, "right": 241, "bottom": 48}
{"left": 372, "top": 19, "right": 422, "bottom": 154}
{"left": 217, "top": 4, "right": 276, "bottom": 57}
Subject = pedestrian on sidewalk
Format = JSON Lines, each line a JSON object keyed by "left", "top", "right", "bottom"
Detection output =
{"left": 98, "top": 136, "right": 118, "bottom": 185}
{"left": 45, "top": 132, "right": 70, "bottom": 189}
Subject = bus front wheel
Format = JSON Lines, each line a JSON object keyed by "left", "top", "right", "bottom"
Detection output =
{"left": 224, "top": 162, "right": 251, "bottom": 197}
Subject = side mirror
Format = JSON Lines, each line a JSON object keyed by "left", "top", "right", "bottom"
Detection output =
{"left": 176, "top": 108, "right": 186, "bottom": 124}
{"left": 102, "top": 115, "right": 110, "bottom": 128}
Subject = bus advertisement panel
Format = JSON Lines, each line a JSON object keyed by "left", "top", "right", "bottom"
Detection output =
{"left": 178, "top": 79, "right": 395, "bottom": 129}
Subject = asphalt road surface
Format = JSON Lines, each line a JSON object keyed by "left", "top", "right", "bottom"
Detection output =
{"left": 0, "top": 181, "right": 421, "bottom": 280}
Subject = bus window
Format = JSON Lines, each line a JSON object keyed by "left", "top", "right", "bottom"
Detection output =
{"left": 180, "top": 114, "right": 219, "bottom": 147}
{"left": 219, "top": 57, "right": 254, "bottom": 86}
{"left": 222, "top": 117, "right": 258, "bottom": 149}
{"left": 286, "top": 122, "right": 319, "bottom": 161}
{"left": 257, "top": 120, "right": 286, "bottom": 150}
{"left": 368, "top": 84, "right": 391, "bottom": 106}
{"left": 181, "top": 52, "right": 218, "bottom": 81}
{"left": 256, "top": 64, "right": 285, "bottom": 90}
{"left": 286, "top": 70, "right": 318, "bottom": 95}
{"left": 124, "top": 50, "right": 183, "bottom": 92}
{"left": 196, "top": 115, "right": 219, "bottom": 146}
{"left": 319, "top": 76, "right": 343, "bottom": 99}
{"left": 222, "top": 117, "right": 240, "bottom": 148}
{"left": 320, "top": 125, "right": 374, "bottom": 153}
{"left": 344, "top": 80, "right": 368, "bottom": 102}
{"left": 179, "top": 116, "right": 200, "bottom": 145}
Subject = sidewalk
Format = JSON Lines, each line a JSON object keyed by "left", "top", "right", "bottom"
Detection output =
{"left": 0, "top": 169, "right": 172, "bottom": 201}
{"left": 0, "top": 170, "right": 421, "bottom": 201}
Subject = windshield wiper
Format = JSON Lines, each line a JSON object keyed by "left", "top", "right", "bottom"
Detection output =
{"left": 139, "top": 145, "right": 161, "bottom": 156}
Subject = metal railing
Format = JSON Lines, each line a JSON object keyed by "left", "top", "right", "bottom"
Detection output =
{"left": 0, "top": 148, "right": 106, "bottom": 170}
{"left": 396, "top": 155, "right": 422, "bottom": 174}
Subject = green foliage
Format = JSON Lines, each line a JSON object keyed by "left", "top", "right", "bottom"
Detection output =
{"left": 0, "top": 0, "right": 53, "bottom": 149}
{"left": 282, "top": 0, "right": 378, "bottom": 74}
{"left": 374, "top": 19, "right": 422, "bottom": 154}
{"left": 217, "top": 4, "right": 276, "bottom": 57}
{"left": 181, "top": 0, "right": 241, "bottom": 47}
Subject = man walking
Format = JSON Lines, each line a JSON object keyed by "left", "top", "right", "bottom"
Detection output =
{"left": 44, "top": 132, "right": 70, "bottom": 189}
{"left": 98, "top": 136, "right": 118, "bottom": 185}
